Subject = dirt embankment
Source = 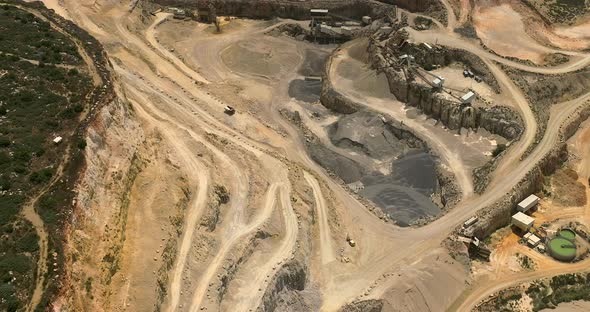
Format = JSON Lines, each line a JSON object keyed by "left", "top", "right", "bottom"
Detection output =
{"left": 61, "top": 96, "right": 145, "bottom": 310}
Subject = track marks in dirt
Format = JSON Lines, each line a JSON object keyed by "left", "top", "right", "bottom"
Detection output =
{"left": 304, "top": 172, "right": 336, "bottom": 265}
{"left": 146, "top": 13, "right": 209, "bottom": 84}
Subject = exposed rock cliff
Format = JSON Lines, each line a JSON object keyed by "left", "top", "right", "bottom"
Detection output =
{"left": 63, "top": 95, "right": 145, "bottom": 309}
{"left": 150, "top": 0, "right": 390, "bottom": 19}
{"left": 339, "top": 299, "right": 384, "bottom": 312}
{"left": 469, "top": 101, "right": 590, "bottom": 238}
{"left": 257, "top": 260, "right": 309, "bottom": 312}
{"left": 366, "top": 38, "right": 522, "bottom": 141}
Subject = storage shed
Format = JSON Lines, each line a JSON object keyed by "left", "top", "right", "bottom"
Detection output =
{"left": 527, "top": 234, "right": 541, "bottom": 247}
{"left": 517, "top": 194, "right": 539, "bottom": 212}
{"left": 512, "top": 212, "right": 534, "bottom": 231}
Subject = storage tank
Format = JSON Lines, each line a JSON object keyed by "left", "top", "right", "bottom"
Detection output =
{"left": 548, "top": 237, "right": 576, "bottom": 262}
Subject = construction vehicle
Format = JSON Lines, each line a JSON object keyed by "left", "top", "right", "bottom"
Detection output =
{"left": 224, "top": 105, "right": 235, "bottom": 115}
{"left": 346, "top": 234, "right": 356, "bottom": 247}
{"left": 378, "top": 51, "right": 479, "bottom": 105}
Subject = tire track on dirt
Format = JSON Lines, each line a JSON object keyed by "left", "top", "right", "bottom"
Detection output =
{"left": 304, "top": 172, "right": 336, "bottom": 265}
{"left": 123, "top": 81, "right": 253, "bottom": 312}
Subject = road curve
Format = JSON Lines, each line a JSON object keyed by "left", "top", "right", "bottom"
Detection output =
{"left": 451, "top": 259, "right": 590, "bottom": 311}
{"left": 407, "top": 28, "right": 590, "bottom": 75}
{"left": 304, "top": 172, "right": 337, "bottom": 265}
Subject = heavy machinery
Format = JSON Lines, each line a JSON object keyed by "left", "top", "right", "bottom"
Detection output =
{"left": 224, "top": 105, "right": 235, "bottom": 115}
{"left": 399, "top": 53, "right": 477, "bottom": 105}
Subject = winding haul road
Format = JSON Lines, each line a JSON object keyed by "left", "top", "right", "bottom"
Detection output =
{"left": 36, "top": 0, "right": 590, "bottom": 311}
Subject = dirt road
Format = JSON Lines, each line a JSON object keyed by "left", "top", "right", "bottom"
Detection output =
{"left": 38, "top": 0, "right": 590, "bottom": 311}
{"left": 407, "top": 28, "right": 590, "bottom": 74}
{"left": 483, "top": 59, "right": 537, "bottom": 180}
{"left": 304, "top": 173, "right": 336, "bottom": 265}
{"left": 450, "top": 259, "right": 590, "bottom": 311}
{"left": 146, "top": 13, "right": 209, "bottom": 84}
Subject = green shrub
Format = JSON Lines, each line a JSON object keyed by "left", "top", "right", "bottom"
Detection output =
{"left": 0, "top": 283, "right": 14, "bottom": 299}
{"left": 0, "top": 151, "right": 9, "bottom": 165}
{"left": 0, "top": 176, "right": 10, "bottom": 191}
{"left": 0, "top": 195, "right": 23, "bottom": 224}
{"left": 29, "top": 168, "right": 53, "bottom": 184}
{"left": 77, "top": 138, "right": 87, "bottom": 150}
{"left": 0, "top": 253, "right": 31, "bottom": 273}
{"left": 16, "top": 231, "right": 39, "bottom": 252}
{"left": 0, "top": 137, "right": 9, "bottom": 147}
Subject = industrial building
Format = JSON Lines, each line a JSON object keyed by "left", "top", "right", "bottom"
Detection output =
{"left": 517, "top": 194, "right": 539, "bottom": 213}
{"left": 463, "top": 216, "right": 478, "bottom": 228}
{"left": 512, "top": 212, "right": 534, "bottom": 231}
{"left": 461, "top": 91, "right": 475, "bottom": 105}
{"left": 524, "top": 232, "right": 541, "bottom": 247}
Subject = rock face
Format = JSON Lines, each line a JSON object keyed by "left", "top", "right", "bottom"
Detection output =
{"left": 376, "top": 0, "right": 440, "bottom": 13}
{"left": 257, "top": 261, "right": 309, "bottom": 312}
{"left": 319, "top": 31, "right": 522, "bottom": 141}
{"left": 150, "top": 0, "right": 388, "bottom": 19}
{"left": 366, "top": 38, "right": 523, "bottom": 141}
{"left": 339, "top": 299, "right": 384, "bottom": 312}
{"left": 469, "top": 102, "right": 590, "bottom": 238}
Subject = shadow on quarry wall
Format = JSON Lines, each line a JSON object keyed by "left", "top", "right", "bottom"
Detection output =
{"left": 339, "top": 299, "right": 384, "bottom": 312}
{"left": 257, "top": 261, "right": 308, "bottom": 312}
{"left": 149, "top": 0, "right": 390, "bottom": 20}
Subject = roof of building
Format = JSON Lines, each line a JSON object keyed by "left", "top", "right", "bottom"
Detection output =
{"left": 310, "top": 9, "right": 329, "bottom": 13}
{"left": 461, "top": 91, "right": 475, "bottom": 101}
{"left": 518, "top": 194, "right": 540, "bottom": 208}
{"left": 512, "top": 212, "right": 534, "bottom": 225}
{"left": 528, "top": 234, "right": 541, "bottom": 244}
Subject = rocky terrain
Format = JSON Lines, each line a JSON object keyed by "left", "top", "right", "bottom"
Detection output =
{"left": 9, "top": 0, "right": 590, "bottom": 311}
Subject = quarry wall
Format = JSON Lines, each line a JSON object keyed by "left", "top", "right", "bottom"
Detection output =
{"left": 470, "top": 101, "right": 590, "bottom": 238}
{"left": 149, "top": 0, "right": 389, "bottom": 19}
{"left": 366, "top": 38, "right": 523, "bottom": 141}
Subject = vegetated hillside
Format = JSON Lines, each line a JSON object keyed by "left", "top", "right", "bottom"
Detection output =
{"left": 0, "top": 5, "right": 92, "bottom": 311}
{"left": 522, "top": 0, "right": 590, "bottom": 25}
{"left": 476, "top": 273, "right": 590, "bottom": 311}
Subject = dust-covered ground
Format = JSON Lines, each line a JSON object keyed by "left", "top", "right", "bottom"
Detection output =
{"left": 33, "top": 1, "right": 590, "bottom": 312}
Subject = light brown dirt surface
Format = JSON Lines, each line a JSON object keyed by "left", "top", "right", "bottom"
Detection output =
{"left": 472, "top": 3, "right": 557, "bottom": 64}
{"left": 32, "top": 0, "right": 590, "bottom": 311}
{"left": 451, "top": 116, "right": 590, "bottom": 311}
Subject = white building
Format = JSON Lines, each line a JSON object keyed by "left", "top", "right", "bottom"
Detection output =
{"left": 512, "top": 212, "right": 534, "bottom": 231}
{"left": 463, "top": 216, "right": 478, "bottom": 228}
{"left": 527, "top": 234, "right": 541, "bottom": 247}
{"left": 432, "top": 76, "right": 445, "bottom": 88}
{"left": 310, "top": 9, "right": 329, "bottom": 16}
{"left": 518, "top": 194, "right": 540, "bottom": 212}
{"left": 461, "top": 91, "right": 476, "bottom": 104}
{"left": 53, "top": 136, "right": 63, "bottom": 144}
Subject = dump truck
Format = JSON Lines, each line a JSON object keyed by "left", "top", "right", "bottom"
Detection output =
{"left": 224, "top": 105, "right": 235, "bottom": 116}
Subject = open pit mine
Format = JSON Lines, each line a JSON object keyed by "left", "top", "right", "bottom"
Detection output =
{"left": 2, "top": 0, "right": 590, "bottom": 311}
